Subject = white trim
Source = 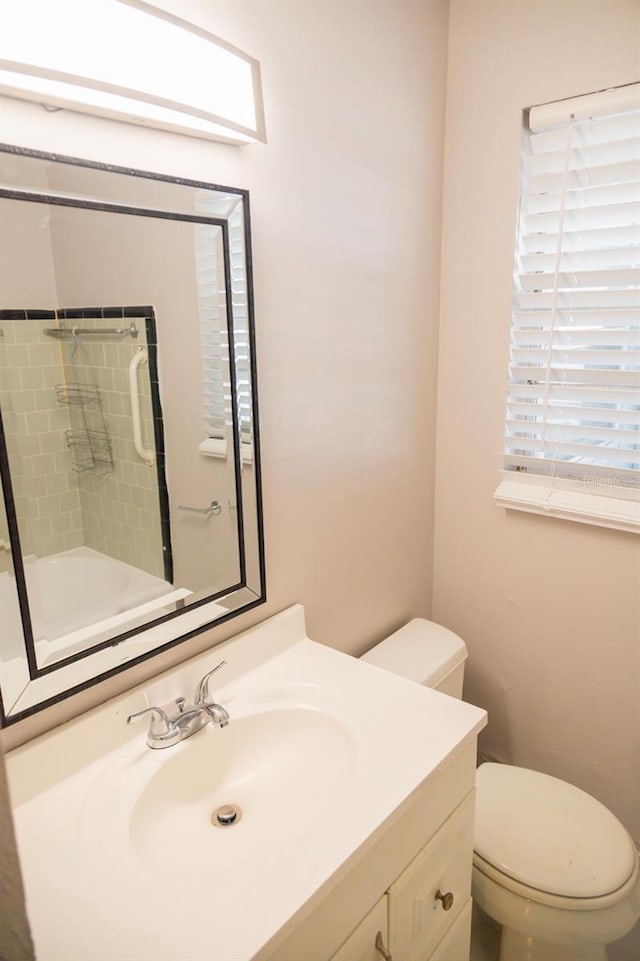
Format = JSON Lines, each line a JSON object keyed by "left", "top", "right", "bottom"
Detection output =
{"left": 198, "top": 437, "right": 253, "bottom": 464}
{"left": 495, "top": 475, "right": 640, "bottom": 534}
{"left": 198, "top": 437, "right": 227, "bottom": 459}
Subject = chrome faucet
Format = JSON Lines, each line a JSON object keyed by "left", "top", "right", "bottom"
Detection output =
{"left": 127, "top": 661, "right": 229, "bottom": 749}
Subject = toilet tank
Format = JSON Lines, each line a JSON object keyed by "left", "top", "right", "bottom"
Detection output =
{"left": 361, "top": 618, "right": 467, "bottom": 698}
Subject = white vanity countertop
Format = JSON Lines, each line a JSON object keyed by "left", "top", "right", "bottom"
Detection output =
{"left": 6, "top": 606, "right": 486, "bottom": 961}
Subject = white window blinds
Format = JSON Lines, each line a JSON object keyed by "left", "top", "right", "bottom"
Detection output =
{"left": 194, "top": 193, "right": 253, "bottom": 462}
{"left": 195, "top": 221, "right": 228, "bottom": 452}
{"left": 496, "top": 83, "right": 640, "bottom": 533}
{"left": 228, "top": 205, "right": 253, "bottom": 456}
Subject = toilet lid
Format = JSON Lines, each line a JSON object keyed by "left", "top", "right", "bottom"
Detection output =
{"left": 475, "top": 764, "right": 637, "bottom": 898}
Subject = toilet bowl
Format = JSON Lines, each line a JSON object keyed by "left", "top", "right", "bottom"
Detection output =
{"left": 361, "top": 619, "right": 640, "bottom": 960}
{"left": 472, "top": 762, "right": 640, "bottom": 961}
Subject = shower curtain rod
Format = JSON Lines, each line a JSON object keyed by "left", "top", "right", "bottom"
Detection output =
{"left": 44, "top": 322, "right": 139, "bottom": 339}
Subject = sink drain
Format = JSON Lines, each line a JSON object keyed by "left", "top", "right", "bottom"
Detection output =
{"left": 211, "top": 803, "right": 242, "bottom": 828}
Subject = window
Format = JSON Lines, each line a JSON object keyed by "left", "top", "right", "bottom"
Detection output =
{"left": 496, "top": 83, "right": 640, "bottom": 533}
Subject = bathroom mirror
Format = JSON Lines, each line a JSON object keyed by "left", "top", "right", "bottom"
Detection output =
{"left": 0, "top": 144, "right": 265, "bottom": 723}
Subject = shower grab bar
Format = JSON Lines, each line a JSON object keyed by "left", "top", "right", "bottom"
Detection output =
{"left": 129, "top": 348, "right": 155, "bottom": 467}
{"left": 44, "top": 322, "right": 139, "bottom": 339}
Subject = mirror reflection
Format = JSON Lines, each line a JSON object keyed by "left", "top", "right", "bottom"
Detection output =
{"left": 0, "top": 145, "right": 264, "bottom": 722}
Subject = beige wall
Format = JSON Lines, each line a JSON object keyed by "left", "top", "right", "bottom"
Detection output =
{"left": 0, "top": 0, "right": 448, "bottom": 948}
{"left": 1, "top": 0, "right": 447, "bottom": 669}
{"left": 435, "top": 4, "right": 640, "bottom": 956}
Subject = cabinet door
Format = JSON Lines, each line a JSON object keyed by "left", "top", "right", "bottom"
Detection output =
{"left": 428, "top": 899, "right": 472, "bottom": 961}
{"left": 388, "top": 792, "right": 474, "bottom": 961}
{"left": 329, "top": 897, "right": 389, "bottom": 961}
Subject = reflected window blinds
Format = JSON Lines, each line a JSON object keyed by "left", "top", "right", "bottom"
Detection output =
{"left": 496, "top": 83, "right": 640, "bottom": 533}
{"left": 195, "top": 199, "right": 252, "bottom": 461}
{"left": 195, "top": 222, "right": 228, "bottom": 451}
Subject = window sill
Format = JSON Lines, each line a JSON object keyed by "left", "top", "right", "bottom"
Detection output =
{"left": 199, "top": 437, "right": 227, "bottom": 459}
{"left": 199, "top": 437, "right": 254, "bottom": 464}
{"left": 495, "top": 476, "right": 640, "bottom": 534}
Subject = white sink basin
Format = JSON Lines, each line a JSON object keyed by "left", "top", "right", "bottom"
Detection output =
{"left": 81, "top": 703, "right": 356, "bottom": 882}
{"left": 7, "top": 604, "right": 486, "bottom": 961}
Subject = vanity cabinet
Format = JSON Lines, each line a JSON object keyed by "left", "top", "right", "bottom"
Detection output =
{"left": 6, "top": 613, "right": 486, "bottom": 961}
{"left": 329, "top": 792, "right": 474, "bottom": 961}
{"left": 330, "top": 900, "right": 389, "bottom": 961}
{"left": 261, "top": 735, "right": 480, "bottom": 961}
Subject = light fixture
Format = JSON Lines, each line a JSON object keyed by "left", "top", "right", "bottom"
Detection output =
{"left": 0, "top": 0, "right": 266, "bottom": 145}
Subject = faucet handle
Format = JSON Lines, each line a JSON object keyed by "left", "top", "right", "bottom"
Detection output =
{"left": 194, "top": 660, "right": 227, "bottom": 706}
{"left": 126, "top": 706, "right": 172, "bottom": 738}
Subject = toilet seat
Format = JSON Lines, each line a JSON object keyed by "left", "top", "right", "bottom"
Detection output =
{"left": 473, "top": 848, "right": 640, "bottom": 911}
{"left": 474, "top": 764, "right": 637, "bottom": 900}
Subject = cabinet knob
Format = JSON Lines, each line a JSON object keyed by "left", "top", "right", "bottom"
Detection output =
{"left": 435, "top": 888, "right": 455, "bottom": 911}
{"left": 375, "top": 931, "right": 393, "bottom": 961}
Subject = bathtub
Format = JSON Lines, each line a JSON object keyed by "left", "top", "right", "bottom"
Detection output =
{"left": 1, "top": 547, "right": 186, "bottom": 667}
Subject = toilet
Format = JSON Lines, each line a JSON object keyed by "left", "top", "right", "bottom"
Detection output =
{"left": 361, "top": 619, "right": 640, "bottom": 961}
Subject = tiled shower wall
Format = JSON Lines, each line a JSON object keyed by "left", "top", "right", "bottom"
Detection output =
{"left": 65, "top": 315, "right": 165, "bottom": 578}
{"left": 0, "top": 317, "right": 84, "bottom": 570}
{"left": 0, "top": 311, "right": 165, "bottom": 580}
